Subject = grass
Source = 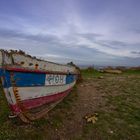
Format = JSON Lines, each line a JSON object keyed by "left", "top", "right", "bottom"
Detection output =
{"left": 0, "top": 69, "right": 140, "bottom": 139}
{"left": 0, "top": 85, "right": 10, "bottom": 124}
{"left": 0, "top": 81, "right": 78, "bottom": 140}
{"left": 123, "top": 69, "right": 140, "bottom": 75}
{"left": 81, "top": 69, "right": 103, "bottom": 78}
{"left": 82, "top": 69, "right": 140, "bottom": 140}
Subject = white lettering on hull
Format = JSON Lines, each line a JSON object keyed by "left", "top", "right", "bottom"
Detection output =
{"left": 45, "top": 74, "right": 66, "bottom": 85}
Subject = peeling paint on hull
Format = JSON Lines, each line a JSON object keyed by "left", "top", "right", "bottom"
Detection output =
{"left": 0, "top": 50, "right": 79, "bottom": 122}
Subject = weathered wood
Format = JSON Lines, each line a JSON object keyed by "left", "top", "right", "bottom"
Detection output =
{"left": 0, "top": 50, "right": 79, "bottom": 122}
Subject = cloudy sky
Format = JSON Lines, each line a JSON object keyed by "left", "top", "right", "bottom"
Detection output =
{"left": 0, "top": 0, "right": 140, "bottom": 66}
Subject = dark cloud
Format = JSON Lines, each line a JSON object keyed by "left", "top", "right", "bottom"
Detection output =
{"left": 129, "top": 28, "right": 140, "bottom": 34}
{"left": 131, "top": 51, "right": 140, "bottom": 55}
{"left": 0, "top": 28, "right": 119, "bottom": 65}
{"left": 75, "top": 33, "right": 102, "bottom": 40}
{"left": 0, "top": 28, "right": 140, "bottom": 64}
{"left": 0, "top": 28, "right": 60, "bottom": 44}
{"left": 103, "top": 40, "right": 127, "bottom": 47}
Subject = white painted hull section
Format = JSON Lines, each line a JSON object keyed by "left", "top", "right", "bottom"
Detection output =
{"left": 4, "top": 81, "right": 75, "bottom": 105}
{"left": 12, "top": 53, "right": 76, "bottom": 73}
{"left": 0, "top": 50, "right": 79, "bottom": 122}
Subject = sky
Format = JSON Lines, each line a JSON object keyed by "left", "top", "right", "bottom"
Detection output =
{"left": 0, "top": 0, "right": 140, "bottom": 66}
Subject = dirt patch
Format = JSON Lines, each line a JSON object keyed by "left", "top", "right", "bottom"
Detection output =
{"left": 0, "top": 73, "right": 140, "bottom": 140}
{"left": 44, "top": 78, "right": 106, "bottom": 140}
{"left": 44, "top": 74, "right": 140, "bottom": 140}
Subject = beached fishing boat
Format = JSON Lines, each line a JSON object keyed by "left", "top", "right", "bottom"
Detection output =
{"left": 0, "top": 50, "right": 79, "bottom": 123}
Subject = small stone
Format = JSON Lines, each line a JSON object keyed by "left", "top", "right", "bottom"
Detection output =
{"left": 98, "top": 76, "right": 104, "bottom": 79}
{"left": 110, "top": 130, "right": 114, "bottom": 134}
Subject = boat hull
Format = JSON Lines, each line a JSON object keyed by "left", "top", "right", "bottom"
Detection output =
{"left": 0, "top": 50, "right": 79, "bottom": 122}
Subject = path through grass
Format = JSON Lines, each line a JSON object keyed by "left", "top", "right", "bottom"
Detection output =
{"left": 0, "top": 70, "right": 140, "bottom": 139}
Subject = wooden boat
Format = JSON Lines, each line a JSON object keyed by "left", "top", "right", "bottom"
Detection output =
{"left": 0, "top": 50, "right": 79, "bottom": 123}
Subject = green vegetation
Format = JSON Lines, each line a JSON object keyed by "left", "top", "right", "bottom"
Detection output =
{"left": 81, "top": 68, "right": 103, "bottom": 78}
{"left": 82, "top": 69, "right": 140, "bottom": 140}
{"left": 123, "top": 69, "right": 140, "bottom": 75}
{"left": 0, "top": 69, "right": 140, "bottom": 139}
{"left": 0, "top": 83, "right": 10, "bottom": 124}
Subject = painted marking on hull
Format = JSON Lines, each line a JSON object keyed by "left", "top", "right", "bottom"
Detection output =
{"left": 6, "top": 81, "right": 75, "bottom": 104}
{"left": 2, "top": 70, "right": 76, "bottom": 88}
{"left": 45, "top": 74, "right": 66, "bottom": 85}
{"left": 0, "top": 50, "right": 78, "bottom": 122}
{"left": 5, "top": 67, "right": 76, "bottom": 75}
{"left": 21, "top": 88, "right": 72, "bottom": 109}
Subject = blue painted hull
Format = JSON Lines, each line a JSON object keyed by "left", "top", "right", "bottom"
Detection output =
{"left": 0, "top": 50, "right": 79, "bottom": 122}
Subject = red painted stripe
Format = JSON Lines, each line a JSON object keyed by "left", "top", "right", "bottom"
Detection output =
{"left": 4, "top": 66, "right": 77, "bottom": 75}
{"left": 20, "top": 88, "right": 72, "bottom": 110}
{"left": 9, "top": 104, "right": 21, "bottom": 114}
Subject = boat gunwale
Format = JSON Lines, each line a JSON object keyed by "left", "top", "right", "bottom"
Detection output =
{"left": 0, "top": 49, "right": 76, "bottom": 68}
{"left": 3, "top": 66, "right": 78, "bottom": 75}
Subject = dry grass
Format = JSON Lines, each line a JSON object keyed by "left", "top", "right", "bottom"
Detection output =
{"left": 0, "top": 70, "right": 140, "bottom": 140}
